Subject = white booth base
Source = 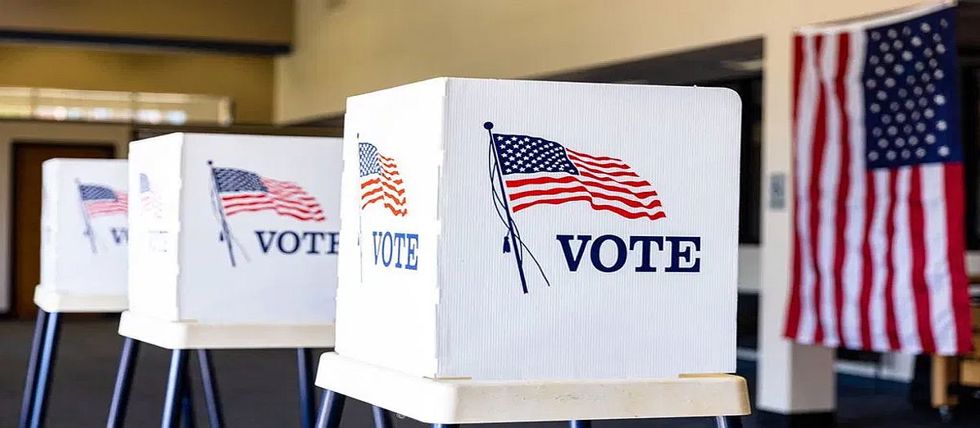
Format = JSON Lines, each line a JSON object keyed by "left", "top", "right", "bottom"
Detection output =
{"left": 33, "top": 285, "right": 127, "bottom": 313}
{"left": 314, "top": 352, "right": 750, "bottom": 424}
{"left": 118, "top": 311, "right": 335, "bottom": 350}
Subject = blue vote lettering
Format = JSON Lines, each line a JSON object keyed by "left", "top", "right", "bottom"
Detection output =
{"left": 371, "top": 231, "right": 419, "bottom": 270}
{"left": 556, "top": 234, "right": 701, "bottom": 273}
{"left": 110, "top": 227, "right": 128, "bottom": 245}
{"left": 254, "top": 230, "right": 339, "bottom": 255}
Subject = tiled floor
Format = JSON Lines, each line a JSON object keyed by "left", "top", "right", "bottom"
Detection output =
{"left": 0, "top": 317, "right": 978, "bottom": 427}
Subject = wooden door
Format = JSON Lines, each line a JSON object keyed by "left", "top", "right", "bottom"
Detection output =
{"left": 10, "top": 142, "right": 116, "bottom": 319}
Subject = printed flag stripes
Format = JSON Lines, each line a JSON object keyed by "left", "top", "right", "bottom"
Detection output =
{"left": 785, "top": 6, "right": 973, "bottom": 355}
{"left": 139, "top": 173, "right": 163, "bottom": 218}
{"left": 79, "top": 184, "right": 128, "bottom": 217}
{"left": 359, "top": 142, "right": 408, "bottom": 216}
{"left": 491, "top": 133, "right": 665, "bottom": 221}
{"left": 213, "top": 167, "right": 325, "bottom": 222}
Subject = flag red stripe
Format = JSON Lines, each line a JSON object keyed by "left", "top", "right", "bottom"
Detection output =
{"left": 859, "top": 170, "right": 876, "bottom": 350}
{"left": 832, "top": 32, "right": 851, "bottom": 346}
{"left": 507, "top": 184, "right": 663, "bottom": 210}
{"left": 511, "top": 195, "right": 666, "bottom": 220}
{"left": 505, "top": 175, "right": 659, "bottom": 199}
{"left": 883, "top": 170, "right": 901, "bottom": 349}
{"left": 944, "top": 164, "right": 973, "bottom": 353}
{"left": 564, "top": 149, "right": 625, "bottom": 164}
{"left": 808, "top": 34, "right": 827, "bottom": 344}
{"left": 909, "top": 166, "right": 936, "bottom": 353}
{"left": 566, "top": 152, "right": 631, "bottom": 170}
{"left": 785, "top": 33, "right": 806, "bottom": 340}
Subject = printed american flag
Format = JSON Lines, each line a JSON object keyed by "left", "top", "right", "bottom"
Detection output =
{"left": 78, "top": 184, "right": 127, "bottom": 217}
{"left": 213, "top": 167, "right": 325, "bottom": 222}
{"left": 491, "top": 133, "right": 665, "bottom": 220}
{"left": 785, "top": 5, "right": 973, "bottom": 355}
{"left": 139, "top": 173, "right": 162, "bottom": 218}
{"left": 359, "top": 142, "right": 407, "bottom": 216}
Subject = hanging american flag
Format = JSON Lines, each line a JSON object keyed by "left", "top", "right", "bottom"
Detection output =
{"left": 359, "top": 142, "right": 408, "bottom": 216}
{"left": 78, "top": 183, "right": 127, "bottom": 217}
{"left": 785, "top": 5, "right": 973, "bottom": 355}
{"left": 212, "top": 167, "right": 325, "bottom": 222}
{"left": 490, "top": 132, "right": 665, "bottom": 221}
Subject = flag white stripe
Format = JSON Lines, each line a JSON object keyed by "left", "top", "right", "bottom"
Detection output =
{"left": 869, "top": 169, "right": 891, "bottom": 351}
{"left": 841, "top": 28, "right": 867, "bottom": 349}
{"left": 795, "top": 34, "right": 821, "bottom": 343}
{"left": 921, "top": 164, "right": 956, "bottom": 353}
{"left": 892, "top": 166, "right": 921, "bottom": 352}
{"left": 817, "top": 35, "right": 843, "bottom": 346}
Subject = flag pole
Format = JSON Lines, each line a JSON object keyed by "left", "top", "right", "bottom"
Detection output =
{"left": 485, "top": 122, "right": 529, "bottom": 294}
{"left": 207, "top": 160, "right": 237, "bottom": 267}
{"left": 75, "top": 179, "right": 97, "bottom": 254}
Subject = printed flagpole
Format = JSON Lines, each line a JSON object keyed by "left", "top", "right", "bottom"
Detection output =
{"left": 207, "top": 160, "right": 237, "bottom": 267}
{"left": 75, "top": 178, "right": 97, "bottom": 254}
{"left": 484, "top": 122, "right": 529, "bottom": 294}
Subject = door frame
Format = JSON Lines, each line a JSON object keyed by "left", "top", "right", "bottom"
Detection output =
{"left": 7, "top": 140, "right": 117, "bottom": 318}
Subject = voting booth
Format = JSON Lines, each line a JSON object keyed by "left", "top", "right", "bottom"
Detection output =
{"left": 317, "top": 78, "right": 749, "bottom": 426}
{"left": 335, "top": 78, "right": 740, "bottom": 380}
{"left": 22, "top": 158, "right": 129, "bottom": 428}
{"left": 35, "top": 158, "right": 129, "bottom": 312}
{"left": 109, "top": 133, "right": 343, "bottom": 428}
{"left": 120, "top": 132, "right": 341, "bottom": 348}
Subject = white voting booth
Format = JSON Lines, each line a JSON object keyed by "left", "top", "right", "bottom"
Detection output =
{"left": 316, "top": 78, "right": 749, "bottom": 425}
{"left": 35, "top": 158, "right": 129, "bottom": 312}
{"left": 120, "top": 133, "right": 342, "bottom": 349}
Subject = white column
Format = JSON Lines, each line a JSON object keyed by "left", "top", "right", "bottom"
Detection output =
{"left": 756, "top": 30, "right": 837, "bottom": 415}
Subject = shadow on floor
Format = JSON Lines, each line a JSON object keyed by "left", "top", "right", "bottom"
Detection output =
{"left": 0, "top": 318, "right": 978, "bottom": 427}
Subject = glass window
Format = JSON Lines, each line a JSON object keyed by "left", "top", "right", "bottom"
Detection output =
{"left": 0, "top": 87, "right": 232, "bottom": 126}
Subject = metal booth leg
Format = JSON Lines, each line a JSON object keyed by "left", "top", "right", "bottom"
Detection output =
{"left": 180, "top": 362, "right": 196, "bottom": 428}
{"left": 715, "top": 416, "right": 743, "bottom": 428}
{"left": 29, "top": 311, "right": 62, "bottom": 428}
{"left": 314, "top": 389, "right": 347, "bottom": 428}
{"left": 107, "top": 337, "right": 141, "bottom": 428}
{"left": 569, "top": 421, "right": 592, "bottom": 428}
{"left": 162, "top": 350, "right": 189, "bottom": 428}
{"left": 197, "top": 350, "right": 224, "bottom": 428}
{"left": 297, "top": 348, "right": 316, "bottom": 428}
{"left": 371, "top": 406, "right": 393, "bottom": 428}
{"left": 18, "top": 309, "right": 49, "bottom": 428}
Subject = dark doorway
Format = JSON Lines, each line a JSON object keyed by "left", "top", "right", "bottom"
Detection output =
{"left": 9, "top": 142, "right": 116, "bottom": 319}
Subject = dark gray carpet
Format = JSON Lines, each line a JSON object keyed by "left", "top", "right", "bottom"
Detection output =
{"left": 0, "top": 317, "right": 977, "bottom": 427}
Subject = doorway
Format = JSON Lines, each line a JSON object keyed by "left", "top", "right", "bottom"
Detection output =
{"left": 10, "top": 142, "right": 116, "bottom": 319}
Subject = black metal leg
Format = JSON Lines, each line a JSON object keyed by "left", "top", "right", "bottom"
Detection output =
{"left": 569, "top": 421, "right": 591, "bottom": 428}
{"left": 197, "top": 350, "right": 224, "bottom": 428}
{"left": 314, "top": 389, "right": 346, "bottom": 428}
{"left": 18, "top": 309, "right": 49, "bottom": 428}
{"left": 162, "top": 350, "right": 189, "bottom": 428}
{"left": 371, "top": 406, "right": 393, "bottom": 428}
{"left": 107, "top": 337, "right": 141, "bottom": 428}
{"left": 715, "top": 416, "right": 743, "bottom": 428}
{"left": 298, "top": 349, "right": 316, "bottom": 428}
{"left": 180, "top": 363, "right": 196, "bottom": 428}
{"left": 29, "top": 311, "right": 61, "bottom": 428}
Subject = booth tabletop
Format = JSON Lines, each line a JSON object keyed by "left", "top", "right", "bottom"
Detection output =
{"left": 314, "top": 352, "right": 750, "bottom": 424}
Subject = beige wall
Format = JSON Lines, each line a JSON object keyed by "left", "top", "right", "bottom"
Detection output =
{"left": 276, "top": 0, "right": 932, "bottom": 414}
{"left": 0, "top": 121, "right": 132, "bottom": 312}
{"left": 0, "top": 0, "right": 292, "bottom": 44}
{"left": 277, "top": 0, "right": 924, "bottom": 123}
{"left": 0, "top": 44, "right": 275, "bottom": 124}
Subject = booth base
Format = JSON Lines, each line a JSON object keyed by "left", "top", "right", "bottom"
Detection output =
{"left": 314, "top": 352, "right": 750, "bottom": 424}
{"left": 33, "top": 285, "right": 127, "bottom": 313}
{"left": 118, "top": 311, "right": 335, "bottom": 349}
